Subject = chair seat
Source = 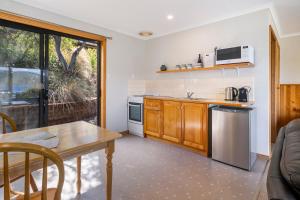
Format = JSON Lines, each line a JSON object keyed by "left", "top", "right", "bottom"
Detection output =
{"left": 16, "top": 188, "right": 57, "bottom": 200}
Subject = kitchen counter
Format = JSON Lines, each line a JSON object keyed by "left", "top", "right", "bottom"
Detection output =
{"left": 144, "top": 96, "right": 254, "bottom": 108}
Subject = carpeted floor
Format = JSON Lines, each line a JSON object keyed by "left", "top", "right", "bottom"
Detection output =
{"left": 3, "top": 134, "right": 268, "bottom": 200}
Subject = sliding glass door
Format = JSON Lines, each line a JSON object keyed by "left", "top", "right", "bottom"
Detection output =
{"left": 0, "top": 23, "right": 43, "bottom": 130}
{"left": 47, "top": 34, "right": 100, "bottom": 126}
{"left": 0, "top": 20, "right": 100, "bottom": 132}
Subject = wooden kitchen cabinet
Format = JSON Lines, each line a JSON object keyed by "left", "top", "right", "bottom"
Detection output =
{"left": 144, "top": 97, "right": 209, "bottom": 156}
{"left": 182, "top": 103, "right": 208, "bottom": 153}
{"left": 144, "top": 99, "right": 161, "bottom": 137}
{"left": 144, "top": 109, "right": 161, "bottom": 137}
{"left": 162, "top": 101, "right": 182, "bottom": 143}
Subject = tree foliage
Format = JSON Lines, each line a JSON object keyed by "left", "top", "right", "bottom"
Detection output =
{"left": 0, "top": 26, "right": 39, "bottom": 68}
{"left": 48, "top": 35, "right": 97, "bottom": 104}
{"left": 53, "top": 35, "right": 86, "bottom": 73}
{"left": 0, "top": 26, "right": 97, "bottom": 104}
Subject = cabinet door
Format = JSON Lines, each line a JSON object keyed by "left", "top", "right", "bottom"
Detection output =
{"left": 182, "top": 103, "right": 208, "bottom": 152}
{"left": 144, "top": 109, "right": 161, "bottom": 137}
{"left": 162, "top": 101, "right": 182, "bottom": 143}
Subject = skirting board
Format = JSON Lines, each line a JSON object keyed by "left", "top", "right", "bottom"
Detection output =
{"left": 257, "top": 153, "right": 270, "bottom": 160}
{"left": 120, "top": 130, "right": 129, "bottom": 135}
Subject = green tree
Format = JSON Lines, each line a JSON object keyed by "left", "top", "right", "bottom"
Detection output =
{"left": 0, "top": 25, "right": 98, "bottom": 104}
{"left": 48, "top": 36, "right": 97, "bottom": 104}
{"left": 0, "top": 26, "right": 39, "bottom": 68}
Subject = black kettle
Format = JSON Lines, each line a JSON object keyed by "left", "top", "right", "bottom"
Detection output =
{"left": 238, "top": 86, "right": 251, "bottom": 102}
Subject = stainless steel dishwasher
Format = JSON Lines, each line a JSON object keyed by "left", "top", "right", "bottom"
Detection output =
{"left": 211, "top": 106, "right": 256, "bottom": 171}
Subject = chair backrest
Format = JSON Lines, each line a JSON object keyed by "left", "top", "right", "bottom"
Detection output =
{"left": 0, "top": 112, "right": 17, "bottom": 134}
{"left": 0, "top": 143, "right": 65, "bottom": 200}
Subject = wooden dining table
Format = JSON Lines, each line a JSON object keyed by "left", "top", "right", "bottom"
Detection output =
{"left": 0, "top": 121, "right": 122, "bottom": 200}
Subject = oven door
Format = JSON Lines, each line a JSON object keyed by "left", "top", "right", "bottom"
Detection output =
{"left": 128, "top": 102, "right": 143, "bottom": 124}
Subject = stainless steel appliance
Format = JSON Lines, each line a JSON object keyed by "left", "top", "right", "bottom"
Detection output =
{"left": 211, "top": 106, "right": 256, "bottom": 171}
{"left": 128, "top": 96, "right": 144, "bottom": 137}
{"left": 216, "top": 45, "right": 254, "bottom": 65}
{"left": 238, "top": 86, "right": 251, "bottom": 102}
{"left": 224, "top": 87, "right": 238, "bottom": 101}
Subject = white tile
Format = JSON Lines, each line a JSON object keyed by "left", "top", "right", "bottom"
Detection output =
{"left": 128, "top": 77, "right": 255, "bottom": 100}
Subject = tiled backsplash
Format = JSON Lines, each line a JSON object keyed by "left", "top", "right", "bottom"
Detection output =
{"left": 128, "top": 77, "right": 255, "bottom": 100}
{"left": 128, "top": 80, "right": 146, "bottom": 96}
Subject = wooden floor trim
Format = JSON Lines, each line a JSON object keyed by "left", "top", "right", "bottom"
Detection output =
{"left": 120, "top": 130, "right": 129, "bottom": 135}
{"left": 257, "top": 153, "right": 270, "bottom": 160}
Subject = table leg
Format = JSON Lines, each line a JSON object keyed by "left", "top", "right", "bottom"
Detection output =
{"left": 77, "top": 156, "right": 81, "bottom": 194}
{"left": 105, "top": 141, "right": 115, "bottom": 200}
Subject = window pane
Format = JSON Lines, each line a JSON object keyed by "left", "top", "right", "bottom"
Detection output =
{"left": 0, "top": 25, "right": 41, "bottom": 131}
{"left": 48, "top": 35, "right": 99, "bottom": 125}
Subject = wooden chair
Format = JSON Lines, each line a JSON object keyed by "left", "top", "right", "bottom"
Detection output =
{"left": 0, "top": 142, "right": 65, "bottom": 200}
{"left": 0, "top": 112, "right": 17, "bottom": 134}
{"left": 0, "top": 112, "right": 39, "bottom": 192}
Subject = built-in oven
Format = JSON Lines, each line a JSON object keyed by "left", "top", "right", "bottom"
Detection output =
{"left": 128, "top": 102, "right": 143, "bottom": 125}
{"left": 128, "top": 96, "right": 144, "bottom": 137}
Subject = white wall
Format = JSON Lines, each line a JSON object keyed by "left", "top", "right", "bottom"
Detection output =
{"left": 140, "top": 10, "right": 271, "bottom": 155}
{"left": 280, "top": 35, "right": 300, "bottom": 83}
{"left": 0, "top": 0, "right": 146, "bottom": 132}
{"left": 268, "top": 12, "right": 300, "bottom": 84}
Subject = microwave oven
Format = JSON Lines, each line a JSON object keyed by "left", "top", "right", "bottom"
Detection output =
{"left": 216, "top": 45, "right": 254, "bottom": 65}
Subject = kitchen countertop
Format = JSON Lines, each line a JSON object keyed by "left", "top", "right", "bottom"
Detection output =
{"left": 144, "top": 96, "right": 254, "bottom": 108}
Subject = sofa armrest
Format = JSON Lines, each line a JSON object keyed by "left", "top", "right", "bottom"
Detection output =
{"left": 267, "top": 127, "right": 297, "bottom": 200}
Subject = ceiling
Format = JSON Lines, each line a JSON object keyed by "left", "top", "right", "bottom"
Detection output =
{"left": 11, "top": 0, "right": 300, "bottom": 39}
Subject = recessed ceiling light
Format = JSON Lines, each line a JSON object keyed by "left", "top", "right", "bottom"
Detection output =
{"left": 167, "top": 14, "right": 174, "bottom": 20}
{"left": 139, "top": 31, "right": 153, "bottom": 37}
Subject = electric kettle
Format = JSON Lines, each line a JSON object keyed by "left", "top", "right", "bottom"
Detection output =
{"left": 225, "top": 87, "right": 238, "bottom": 101}
{"left": 238, "top": 86, "right": 251, "bottom": 102}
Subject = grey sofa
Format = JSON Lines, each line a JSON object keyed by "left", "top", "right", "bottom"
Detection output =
{"left": 267, "top": 119, "right": 300, "bottom": 199}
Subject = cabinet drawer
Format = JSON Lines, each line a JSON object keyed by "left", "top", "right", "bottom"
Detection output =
{"left": 144, "top": 99, "right": 161, "bottom": 110}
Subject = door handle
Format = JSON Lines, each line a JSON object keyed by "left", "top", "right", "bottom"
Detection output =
{"left": 43, "top": 89, "right": 49, "bottom": 100}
